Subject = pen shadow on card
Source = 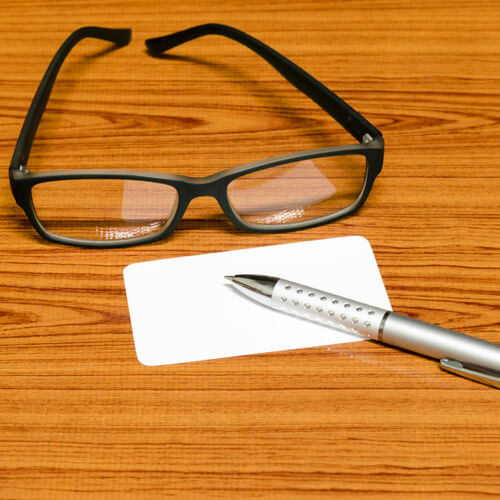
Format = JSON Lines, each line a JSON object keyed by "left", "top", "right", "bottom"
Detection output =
{"left": 224, "top": 283, "right": 368, "bottom": 341}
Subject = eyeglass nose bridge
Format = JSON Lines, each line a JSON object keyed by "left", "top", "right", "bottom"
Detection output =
{"left": 178, "top": 174, "right": 227, "bottom": 202}
{"left": 176, "top": 174, "right": 231, "bottom": 218}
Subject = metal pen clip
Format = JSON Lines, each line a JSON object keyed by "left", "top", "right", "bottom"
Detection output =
{"left": 440, "top": 358, "right": 500, "bottom": 389}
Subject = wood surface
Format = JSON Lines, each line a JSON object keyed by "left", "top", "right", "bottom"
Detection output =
{"left": 0, "top": 0, "right": 499, "bottom": 498}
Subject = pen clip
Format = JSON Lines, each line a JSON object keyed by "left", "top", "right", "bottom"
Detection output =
{"left": 440, "top": 358, "right": 500, "bottom": 389}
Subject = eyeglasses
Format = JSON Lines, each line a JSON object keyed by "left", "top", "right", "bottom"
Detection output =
{"left": 10, "top": 24, "right": 384, "bottom": 248}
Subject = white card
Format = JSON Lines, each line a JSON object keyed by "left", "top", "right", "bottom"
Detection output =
{"left": 123, "top": 236, "right": 391, "bottom": 366}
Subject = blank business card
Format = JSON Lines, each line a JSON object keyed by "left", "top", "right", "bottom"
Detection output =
{"left": 123, "top": 236, "right": 391, "bottom": 366}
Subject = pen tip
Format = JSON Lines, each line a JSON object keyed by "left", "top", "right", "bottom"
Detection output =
{"left": 224, "top": 275, "right": 235, "bottom": 282}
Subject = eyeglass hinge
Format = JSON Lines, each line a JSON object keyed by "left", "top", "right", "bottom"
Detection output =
{"left": 362, "top": 133, "right": 374, "bottom": 144}
{"left": 17, "top": 165, "right": 30, "bottom": 174}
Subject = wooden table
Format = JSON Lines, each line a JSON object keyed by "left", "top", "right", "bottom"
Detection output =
{"left": 1, "top": 1, "right": 499, "bottom": 497}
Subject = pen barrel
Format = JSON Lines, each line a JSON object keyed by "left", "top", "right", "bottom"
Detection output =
{"left": 381, "top": 312, "right": 500, "bottom": 372}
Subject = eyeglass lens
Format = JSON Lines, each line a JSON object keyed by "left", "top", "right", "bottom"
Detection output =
{"left": 227, "top": 155, "right": 366, "bottom": 225}
{"left": 31, "top": 179, "right": 179, "bottom": 241}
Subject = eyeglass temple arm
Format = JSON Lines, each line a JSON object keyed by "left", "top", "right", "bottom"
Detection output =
{"left": 10, "top": 27, "right": 131, "bottom": 171}
{"left": 146, "top": 23, "right": 381, "bottom": 144}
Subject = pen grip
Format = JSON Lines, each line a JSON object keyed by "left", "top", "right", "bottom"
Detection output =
{"left": 271, "top": 279, "right": 387, "bottom": 340}
{"left": 381, "top": 312, "right": 500, "bottom": 373}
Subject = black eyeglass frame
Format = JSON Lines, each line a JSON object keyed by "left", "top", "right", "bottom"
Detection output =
{"left": 10, "top": 24, "right": 384, "bottom": 248}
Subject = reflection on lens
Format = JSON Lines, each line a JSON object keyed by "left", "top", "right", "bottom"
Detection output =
{"left": 31, "top": 179, "right": 178, "bottom": 241}
{"left": 227, "top": 155, "right": 366, "bottom": 225}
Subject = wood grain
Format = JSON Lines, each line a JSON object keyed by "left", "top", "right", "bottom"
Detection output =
{"left": 0, "top": 0, "right": 499, "bottom": 498}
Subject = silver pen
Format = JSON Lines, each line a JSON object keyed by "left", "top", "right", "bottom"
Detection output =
{"left": 225, "top": 274, "right": 500, "bottom": 388}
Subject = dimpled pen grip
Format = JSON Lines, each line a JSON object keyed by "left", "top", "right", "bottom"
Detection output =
{"left": 271, "top": 278, "right": 388, "bottom": 340}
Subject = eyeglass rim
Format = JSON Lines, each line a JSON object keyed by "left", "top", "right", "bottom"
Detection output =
{"left": 11, "top": 140, "right": 383, "bottom": 248}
